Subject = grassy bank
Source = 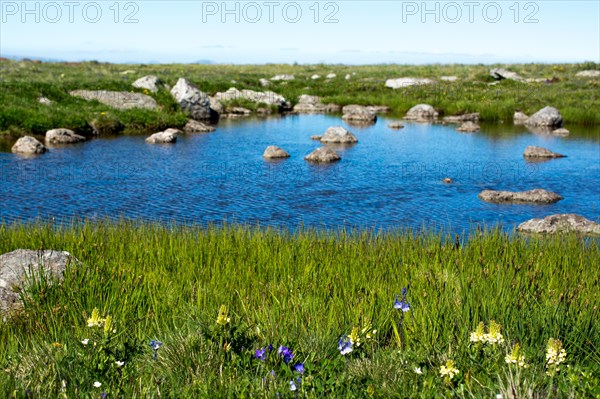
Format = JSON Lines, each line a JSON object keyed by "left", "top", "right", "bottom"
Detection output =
{"left": 1, "top": 221, "right": 599, "bottom": 398}
{"left": 1, "top": 61, "right": 599, "bottom": 139}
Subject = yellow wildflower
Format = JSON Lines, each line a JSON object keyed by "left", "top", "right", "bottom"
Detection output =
{"left": 349, "top": 326, "right": 361, "bottom": 347}
{"left": 87, "top": 308, "right": 106, "bottom": 328}
{"left": 485, "top": 320, "right": 504, "bottom": 344}
{"left": 470, "top": 321, "right": 486, "bottom": 343}
{"left": 505, "top": 343, "right": 528, "bottom": 368}
{"left": 546, "top": 338, "right": 567, "bottom": 376}
{"left": 440, "top": 359, "right": 460, "bottom": 380}
{"left": 216, "top": 304, "right": 231, "bottom": 326}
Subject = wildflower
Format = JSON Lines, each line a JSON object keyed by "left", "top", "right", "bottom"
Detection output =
{"left": 103, "top": 315, "right": 114, "bottom": 336}
{"left": 93, "top": 381, "right": 102, "bottom": 388}
{"left": 505, "top": 343, "right": 527, "bottom": 368}
{"left": 289, "top": 380, "right": 297, "bottom": 391}
{"left": 414, "top": 367, "right": 423, "bottom": 374}
{"left": 268, "top": 344, "right": 274, "bottom": 352}
{"left": 394, "top": 288, "right": 411, "bottom": 312}
{"left": 149, "top": 339, "right": 162, "bottom": 360}
{"left": 349, "top": 326, "right": 361, "bottom": 348}
{"left": 294, "top": 363, "right": 305, "bottom": 374}
{"left": 484, "top": 320, "right": 504, "bottom": 344}
{"left": 101, "top": 393, "right": 107, "bottom": 399}
{"left": 254, "top": 348, "right": 267, "bottom": 361}
{"left": 51, "top": 342, "right": 62, "bottom": 348}
{"left": 470, "top": 322, "right": 486, "bottom": 343}
{"left": 440, "top": 359, "right": 460, "bottom": 380}
{"left": 546, "top": 338, "right": 567, "bottom": 376}
{"left": 277, "top": 346, "right": 295, "bottom": 364}
{"left": 115, "top": 361, "right": 125, "bottom": 367}
{"left": 338, "top": 335, "right": 353, "bottom": 355}
{"left": 81, "top": 338, "right": 89, "bottom": 345}
{"left": 216, "top": 304, "right": 231, "bottom": 326}
{"left": 87, "top": 308, "right": 106, "bottom": 328}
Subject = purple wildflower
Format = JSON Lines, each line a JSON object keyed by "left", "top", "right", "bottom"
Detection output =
{"left": 278, "top": 346, "right": 295, "bottom": 364}
{"left": 338, "top": 335, "right": 353, "bottom": 355}
{"left": 294, "top": 363, "right": 305, "bottom": 374}
{"left": 254, "top": 347, "right": 267, "bottom": 361}
{"left": 394, "top": 288, "right": 410, "bottom": 312}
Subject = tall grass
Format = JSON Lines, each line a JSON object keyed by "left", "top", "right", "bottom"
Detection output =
{"left": 0, "top": 220, "right": 598, "bottom": 397}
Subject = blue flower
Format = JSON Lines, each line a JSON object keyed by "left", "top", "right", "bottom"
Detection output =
{"left": 268, "top": 343, "right": 274, "bottom": 352}
{"left": 338, "top": 335, "right": 353, "bottom": 355}
{"left": 278, "top": 346, "right": 295, "bottom": 364}
{"left": 254, "top": 348, "right": 267, "bottom": 361}
{"left": 149, "top": 339, "right": 162, "bottom": 359}
{"left": 394, "top": 288, "right": 410, "bottom": 312}
{"left": 294, "top": 363, "right": 305, "bottom": 374}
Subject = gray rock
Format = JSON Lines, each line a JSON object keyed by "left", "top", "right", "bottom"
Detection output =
{"left": 132, "top": 75, "right": 163, "bottom": 93}
{"left": 184, "top": 119, "right": 216, "bottom": 133}
{"left": 311, "top": 74, "right": 321, "bottom": 80}
{"left": 524, "top": 78, "right": 547, "bottom": 83}
{"left": 345, "top": 74, "right": 351, "bottom": 80}
{"left": 320, "top": 126, "right": 358, "bottom": 143}
{"left": 523, "top": 146, "right": 565, "bottom": 159}
{"left": 70, "top": 90, "right": 158, "bottom": 110}
{"left": 442, "top": 178, "right": 454, "bottom": 184}
{"left": 490, "top": 68, "right": 523, "bottom": 81}
{"left": 259, "top": 78, "right": 271, "bottom": 87}
{"left": 222, "top": 107, "right": 252, "bottom": 117}
{"left": 11, "top": 136, "right": 47, "bottom": 155}
{"left": 478, "top": 189, "right": 563, "bottom": 204}
{"left": 310, "top": 135, "right": 322, "bottom": 141}
{"left": 170, "top": 78, "right": 214, "bottom": 120}
{"left": 366, "top": 105, "right": 390, "bottom": 114}
{"left": 385, "top": 77, "right": 435, "bottom": 89}
{"left": 517, "top": 214, "right": 600, "bottom": 236}
{"left": 263, "top": 145, "right": 290, "bottom": 159}
{"left": 575, "top": 70, "right": 600, "bottom": 78}
{"left": 304, "top": 147, "right": 341, "bottom": 163}
{"left": 271, "top": 74, "right": 295, "bottom": 81}
{"left": 37, "top": 96, "right": 52, "bottom": 105}
{"left": 145, "top": 128, "right": 179, "bottom": 144}
{"left": 440, "top": 76, "right": 458, "bottom": 82}
{"left": 405, "top": 104, "right": 438, "bottom": 121}
{"left": 456, "top": 121, "right": 480, "bottom": 133}
{"left": 214, "top": 87, "right": 288, "bottom": 108}
{"left": 341, "top": 105, "right": 377, "bottom": 123}
{"left": 443, "top": 113, "right": 480, "bottom": 123}
{"left": 45, "top": 128, "right": 86, "bottom": 144}
{"left": 513, "top": 111, "right": 529, "bottom": 125}
{"left": 388, "top": 122, "right": 405, "bottom": 129}
{"left": 326, "top": 73, "right": 336, "bottom": 79}
{"left": 524, "top": 106, "right": 563, "bottom": 128}
{"left": 256, "top": 107, "right": 272, "bottom": 116}
{"left": 0, "top": 249, "right": 75, "bottom": 313}
{"left": 552, "top": 128, "right": 570, "bottom": 136}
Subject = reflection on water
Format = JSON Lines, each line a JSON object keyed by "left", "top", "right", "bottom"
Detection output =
{"left": 1, "top": 115, "right": 599, "bottom": 233}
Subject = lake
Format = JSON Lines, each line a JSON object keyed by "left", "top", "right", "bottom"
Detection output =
{"left": 1, "top": 114, "right": 599, "bottom": 233}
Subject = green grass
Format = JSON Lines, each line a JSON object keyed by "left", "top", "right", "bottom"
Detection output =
{"left": 1, "top": 61, "right": 599, "bottom": 139}
{"left": 1, "top": 220, "right": 599, "bottom": 398}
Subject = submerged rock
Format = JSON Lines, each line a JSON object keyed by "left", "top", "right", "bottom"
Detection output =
{"left": 478, "top": 189, "right": 563, "bottom": 204}
{"left": 456, "top": 121, "right": 480, "bottom": 132}
{"left": 405, "top": 104, "right": 438, "bottom": 121}
{"left": 263, "top": 146, "right": 290, "bottom": 159}
{"left": 388, "top": 122, "right": 405, "bottom": 129}
{"left": 11, "top": 136, "right": 47, "bottom": 155}
{"left": 523, "top": 146, "right": 565, "bottom": 159}
{"left": 183, "top": 119, "right": 216, "bottom": 133}
{"left": 513, "top": 111, "right": 529, "bottom": 125}
{"left": 341, "top": 105, "right": 377, "bottom": 124}
{"left": 320, "top": 126, "right": 358, "bottom": 144}
{"left": 45, "top": 128, "right": 86, "bottom": 144}
{"left": 552, "top": 128, "right": 570, "bottom": 136}
{"left": 146, "top": 128, "right": 180, "bottom": 144}
{"left": 304, "top": 147, "right": 341, "bottom": 163}
{"left": 517, "top": 214, "right": 600, "bottom": 236}
{"left": 443, "top": 113, "right": 480, "bottom": 123}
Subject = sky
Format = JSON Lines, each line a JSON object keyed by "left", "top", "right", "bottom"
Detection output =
{"left": 1, "top": 0, "right": 599, "bottom": 64}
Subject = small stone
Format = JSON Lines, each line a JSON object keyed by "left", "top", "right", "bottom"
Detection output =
{"left": 304, "top": 147, "right": 341, "bottom": 163}
{"left": 263, "top": 145, "right": 290, "bottom": 159}
{"left": 388, "top": 122, "right": 405, "bottom": 129}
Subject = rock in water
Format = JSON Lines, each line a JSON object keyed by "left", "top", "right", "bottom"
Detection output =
{"left": 456, "top": 122, "right": 480, "bottom": 132}
{"left": 478, "top": 189, "right": 563, "bottom": 204}
{"left": 341, "top": 105, "right": 377, "bottom": 124}
{"left": 320, "top": 126, "right": 358, "bottom": 143}
{"left": 517, "top": 214, "right": 600, "bottom": 236}
{"left": 525, "top": 106, "right": 563, "bottom": 128}
{"left": 523, "top": 146, "right": 565, "bottom": 159}
{"left": 0, "top": 249, "right": 75, "bottom": 313}
{"left": 304, "top": 147, "right": 341, "bottom": 163}
{"left": 184, "top": 119, "right": 216, "bottom": 133}
{"left": 11, "top": 136, "right": 47, "bottom": 155}
{"left": 513, "top": 111, "right": 529, "bottom": 125}
{"left": 263, "top": 146, "right": 290, "bottom": 159}
{"left": 388, "top": 122, "right": 405, "bottom": 129}
{"left": 45, "top": 128, "right": 86, "bottom": 144}
{"left": 404, "top": 104, "right": 438, "bottom": 121}
{"left": 146, "top": 128, "right": 180, "bottom": 144}
{"left": 170, "top": 78, "right": 215, "bottom": 121}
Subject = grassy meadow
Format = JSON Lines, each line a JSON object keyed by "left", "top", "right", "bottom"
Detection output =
{"left": 0, "top": 221, "right": 599, "bottom": 398}
{"left": 1, "top": 60, "right": 600, "bottom": 142}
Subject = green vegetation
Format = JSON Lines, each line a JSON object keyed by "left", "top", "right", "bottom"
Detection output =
{"left": 1, "top": 60, "right": 599, "bottom": 139}
{"left": 1, "top": 221, "right": 599, "bottom": 398}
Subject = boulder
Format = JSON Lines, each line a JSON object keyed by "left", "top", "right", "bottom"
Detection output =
{"left": 326, "top": 73, "right": 336, "bottom": 79}
{"left": 478, "top": 189, "right": 563, "bottom": 204}
{"left": 320, "top": 126, "right": 358, "bottom": 143}
{"left": 184, "top": 119, "right": 215, "bottom": 133}
{"left": 440, "top": 76, "right": 458, "bottom": 82}
{"left": 0, "top": 249, "right": 75, "bottom": 313}
{"left": 490, "top": 68, "right": 523, "bottom": 81}
{"left": 442, "top": 177, "right": 454, "bottom": 184}
{"left": 263, "top": 145, "right": 290, "bottom": 159}
{"left": 271, "top": 74, "right": 295, "bottom": 81}
{"left": 259, "top": 78, "right": 271, "bottom": 87}
{"left": 132, "top": 75, "right": 163, "bottom": 93}
{"left": 524, "top": 106, "right": 563, "bottom": 128}
{"left": 385, "top": 77, "right": 435, "bottom": 89}
{"left": 513, "top": 111, "right": 529, "bottom": 125}
{"left": 214, "top": 88, "right": 288, "bottom": 109}
{"left": 575, "top": 70, "right": 600, "bottom": 78}
{"left": 456, "top": 121, "right": 480, "bottom": 132}
{"left": 523, "top": 146, "right": 565, "bottom": 159}
{"left": 552, "top": 128, "right": 570, "bottom": 136}
{"left": 222, "top": 107, "right": 252, "bottom": 117}
{"left": 341, "top": 105, "right": 377, "bottom": 123}
{"left": 170, "top": 78, "right": 215, "bottom": 120}
{"left": 11, "top": 136, "right": 47, "bottom": 155}
{"left": 311, "top": 74, "right": 321, "bottom": 80}
{"left": 37, "top": 96, "right": 52, "bottom": 105}
{"left": 405, "top": 104, "right": 438, "bottom": 121}
{"left": 388, "top": 122, "right": 405, "bottom": 129}
{"left": 45, "top": 128, "right": 86, "bottom": 144}
{"left": 69, "top": 90, "right": 158, "bottom": 110}
{"left": 293, "top": 95, "right": 338, "bottom": 114}
{"left": 304, "top": 147, "right": 341, "bottom": 163}
{"left": 443, "top": 113, "right": 480, "bottom": 123}
{"left": 145, "top": 128, "right": 180, "bottom": 144}
{"left": 310, "top": 135, "right": 322, "bottom": 141}
{"left": 366, "top": 105, "right": 390, "bottom": 114}
{"left": 517, "top": 214, "right": 600, "bottom": 236}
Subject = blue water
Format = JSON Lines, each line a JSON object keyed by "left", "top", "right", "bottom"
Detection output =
{"left": 1, "top": 114, "right": 599, "bottom": 233}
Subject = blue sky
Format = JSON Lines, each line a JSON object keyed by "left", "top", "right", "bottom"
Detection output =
{"left": 1, "top": 1, "right": 599, "bottom": 64}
